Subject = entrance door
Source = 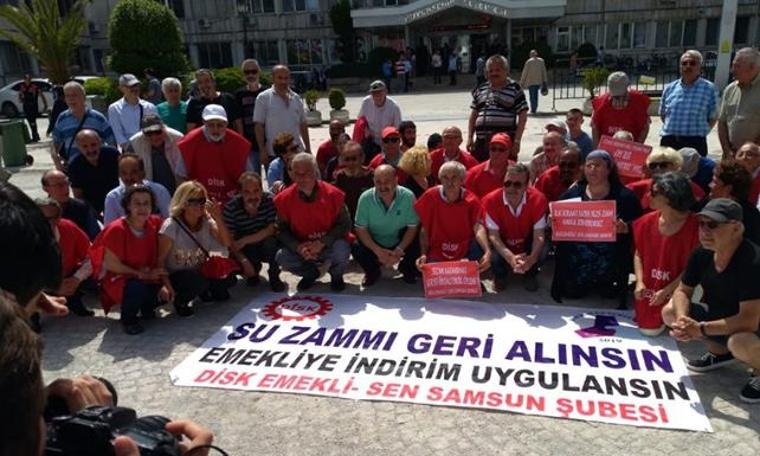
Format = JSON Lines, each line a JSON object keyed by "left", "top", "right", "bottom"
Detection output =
{"left": 470, "top": 34, "right": 488, "bottom": 72}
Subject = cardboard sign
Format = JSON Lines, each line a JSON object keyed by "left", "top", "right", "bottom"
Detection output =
{"left": 551, "top": 200, "right": 617, "bottom": 242}
{"left": 421, "top": 260, "right": 482, "bottom": 299}
{"left": 598, "top": 136, "right": 652, "bottom": 179}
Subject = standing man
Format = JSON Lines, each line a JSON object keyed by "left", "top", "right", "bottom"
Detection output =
{"left": 127, "top": 115, "right": 184, "bottom": 195}
{"left": 156, "top": 77, "right": 188, "bottom": 134}
{"left": 67, "top": 130, "right": 120, "bottom": 215}
{"left": 519, "top": 50, "right": 548, "bottom": 114}
{"left": 108, "top": 74, "right": 158, "bottom": 151}
{"left": 253, "top": 65, "right": 310, "bottom": 168}
{"left": 235, "top": 59, "right": 269, "bottom": 173}
{"left": 591, "top": 72, "right": 650, "bottom": 146}
{"left": 382, "top": 58, "right": 394, "bottom": 94}
{"left": 395, "top": 52, "right": 409, "bottom": 93}
{"left": 475, "top": 53, "right": 486, "bottom": 87}
{"left": 357, "top": 80, "right": 402, "bottom": 148}
{"left": 186, "top": 69, "right": 241, "bottom": 133}
{"left": 468, "top": 55, "right": 528, "bottom": 162}
{"left": 447, "top": 49, "right": 460, "bottom": 86}
{"left": 662, "top": 199, "right": 760, "bottom": 402}
{"left": 718, "top": 47, "right": 760, "bottom": 160}
{"left": 431, "top": 50, "right": 442, "bottom": 85}
{"left": 660, "top": 50, "right": 719, "bottom": 157}
{"left": 429, "top": 126, "right": 478, "bottom": 181}
{"left": 18, "top": 74, "right": 47, "bottom": 142}
{"left": 144, "top": 68, "right": 163, "bottom": 105}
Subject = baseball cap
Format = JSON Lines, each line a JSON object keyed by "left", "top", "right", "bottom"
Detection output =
{"left": 202, "top": 104, "right": 228, "bottom": 122}
{"left": 369, "top": 80, "right": 386, "bottom": 92}
{"left": 698, "top": 198, "right": 743, "bottom": 223}
{"left": 140, "top": 114, "right": 163, "bottom": 133}
{"left": 678, "top": 147, "right": 700, "bottom": 178}
{"left": 119, "top": 73, "right": 140, "bottom": 87}
{"left": 490, "top": 132, "right": 512, "bottom": 149}
{"left": 545, "top": 119, "right": 567, "bottom": 135}
{"left": 381, "top": 126, "right": 399, "bottom": 139}
{"left": 607, "top": 71, "right": 630, "bottom": 97}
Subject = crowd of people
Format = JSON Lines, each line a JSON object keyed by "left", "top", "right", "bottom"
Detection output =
{"left": 5, "top": 47, "right": 760, "bottom": 411}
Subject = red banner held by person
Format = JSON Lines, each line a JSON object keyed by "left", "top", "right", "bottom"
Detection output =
{"left": 598, "top": 136, "right": 652, "bottom": 179}
{"left": 422, "top": 261, "right": 482, "bottom": 299}
{"left": 551, "top": 200, "right": 617, "bottom": 242}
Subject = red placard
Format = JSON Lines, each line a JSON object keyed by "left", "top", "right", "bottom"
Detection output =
{"left": 422, "top": 260, "right": 482, "bottom": 299}
{"left": 597, "top": 135, "right": 652, "bottom": 179}
{"left": 550, "top": 200, "right": 617, "bottom": 242}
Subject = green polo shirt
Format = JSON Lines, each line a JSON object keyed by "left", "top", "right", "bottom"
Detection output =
{"left": 355, "top": 186, "right": 419, "bottom": 248}
{"left": 157, "top": 100, "right": 188, "bottom": 134}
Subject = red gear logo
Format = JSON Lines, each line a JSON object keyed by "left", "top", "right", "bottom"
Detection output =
{"left": 262, "top": 296, "right": 333, "bottom": 321}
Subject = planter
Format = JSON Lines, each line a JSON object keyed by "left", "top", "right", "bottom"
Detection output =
{"left": 330, "top": 109, "right": 350, "bottom": 123}
{"left": 306, "top": 110, "right": 323, "bottom": 127}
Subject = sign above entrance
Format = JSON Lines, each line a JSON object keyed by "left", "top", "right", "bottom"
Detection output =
{"left": 404, "top": 0, "right": 510, "bottom": 24}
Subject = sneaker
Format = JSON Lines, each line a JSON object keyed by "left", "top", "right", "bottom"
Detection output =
{"left": 362, "top": 269, "right": 381, "bottom": 287}
{"left": 269, "top": 275, "right": 286, "bottom": 293}
{"left": 330, "top": 277, "right": 346, "bottom": 292}
{"left": 68, "top": 301, "right": 95, "bottom": 317}
{"left": 523, "top": 275, "right": 539, "bottom": 292}
{"left": 123, "top": 322, "right": 144, "bottom": 335}
{"left": 739, "top": 376, "right": 760, "bottom": 403}
{"left": 297, "top": 275, "right": 317, "bottom": 291}
{"left": 175, "top": 302, "right": 195, "bottom": 318}
{"left": 687, "top": 351, "right": 735, "bottom": 373}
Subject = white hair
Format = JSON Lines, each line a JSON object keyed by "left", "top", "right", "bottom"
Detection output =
{"left": 290, "top": 152, "right": 321, "bottom": 178}
{"left": 161, "top": 77, "right": 182, "bottom": 91}
{"left": 486, "top": 55, "right": 509, "bottom": 72}
{"left": 681, "top": 50, "right": 703, "bottom": 67}
{"left": 438, "top": 160, "right": 466, "bottom": 181}
{"left": 735, "top": 47, "right": 760, "bottom": 67}
{"left": 63, "top": 81, "right": 85, "bottom": 97}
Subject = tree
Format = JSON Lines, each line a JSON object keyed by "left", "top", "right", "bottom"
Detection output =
{"left": 108, "top": 0, "right": 189, "bottom": 77}
{"left": 0, "top": 0, "right": 90, "bottom": 84}
{"left": 329, "top": 0, "right": 355, "bottom": 64}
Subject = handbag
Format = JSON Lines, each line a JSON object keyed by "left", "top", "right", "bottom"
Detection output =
{"left": 171, "top": 217, "right": 239, "bottom": 280}
{"left": 540, "top": 82, "right": 549, "bottom": 96}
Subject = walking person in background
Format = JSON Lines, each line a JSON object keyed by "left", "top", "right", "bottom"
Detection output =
{"left": 519, "top": 50, "right": 548, "bottom": 115}
{"left": 431, "top": 50, "right": 443, "bottom": 85}
{"left": 18, "top": 74, "right": 47, "bottom": 142}
{"left": 448, "top": 50, "right": 460, "bottom": 86}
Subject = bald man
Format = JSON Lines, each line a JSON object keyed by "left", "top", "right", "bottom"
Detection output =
{"left": 67, "top": 129, "right": 120, "bottom": 215}
{"left": 430, "top": 126, "right": 479, "bottom": 183}
{"left": 354, "top": 164, "right": 420, "bottom": 286}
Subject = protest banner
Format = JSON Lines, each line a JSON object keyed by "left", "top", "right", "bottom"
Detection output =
{"left": 171, "top": 293, "right": 712, "bottom": 432}
{"left": 422, "top": 260, "right": 482, "bottom": 299}
{"left": 598, "top": 136, "right": 652, "bottom": 179}
{"left": 551, "top": 200, "right": 617, "bottom": 242}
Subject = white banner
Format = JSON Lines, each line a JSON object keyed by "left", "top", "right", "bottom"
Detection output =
{"left": 170, "top": 293, "right": 712, "bottom": 432}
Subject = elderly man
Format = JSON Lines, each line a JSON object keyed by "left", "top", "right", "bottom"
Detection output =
{"left": 156, "top": 77, "right": 188, "bottom": 134}
{"left": 254, "top": 65, "right": 310, "bottom": 167}
{"left": 176, "top": 104, "right": 251, "bottom": 204}
{"left": 680, "top": 147, "right": 716, "bottom": 194}
{"left": 659, "top": 50, "right": 719, "bottom": 157}
{"left": 317, "top": 119, "right": 345, "bottom": 176}
{"left": 735, "top": 142, "right": 760, "bottom": 206}
{"left": 186, "top": 68, "right": 241, "bottom": 133}
{"left": 224, "top": 171, "right": 285, "bottom": 292}
{"left": 399, "top": 120, "right": 417, "bottom": 151}
{"left": 535, "top": 144, "right": 583, "bottom": 202}
{"left": 591, "top": 71, "right": 650, "bottom": 146}
{"left": 414, "top": 161, "right": 491, "bottom": 273}
{"left": 354, "top": 164, "right": 419, "bottom": 286}
{"left": 369, "top": 127, "right": 407, "bottom": 182}
{"left": 719, "top": 48, "right": 760, "bottom": 160}
{"left": 236, "top": 58, "right": 268, "bottom": 172}
{"left": 467, "top": 55, "right": 528, "bottom": 162}
{"left": 465, "top": 133, "right": 514, "bottom": 198}
{"left": 357, "top": 80, "right": 402, "bottom": 147}
{"left": 662, "top": 198, "right": 760, "bottom": 403}
{"left": 274, "top": 153, "right": 351, "bottom": 291}
{"left": 530, "top": 130, "right": 566, "bottom": 183}
{"left": 126, "top": 114, "right": 184, "bottom": 194}
{"left": 430, "top": 126, "right": 479, "bottom": 182}
{"left": 483, "top": 163, "right": 548, "bottom": 291}
{"left": 41, "top": 169, "right": 100, "bottom": 239}
{"left": 103, "top": 154, "right": 171, "bottom": 224}
{"left": 51, "top": 81, "right": 115, "bottom": 169}
{"left": 67, "top": 129, "right": 119, "bottom": 215}
{"left": 519, "top": 50, "right": 548, "bottom": 114}
{"left": 107, "top": 73, "right": 158, "bottom": 150}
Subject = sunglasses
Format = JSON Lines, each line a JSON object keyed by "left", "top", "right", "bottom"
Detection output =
{"left": 187, "top": 197, "right": 207, "bottom": 206}
{"left": 244, "top": 69, "right": 259, "bottom": 75}
{"left": 648, "top": 162, "right": 671, "bottom": 170}
{"left": 341, "top": 155, "right": 360, "bottom": 162}
{"left": 383, "top": 137, "right": 400, "bottom": 144}
{"left": 503, "top": 181, "right": 524, "bottom": 189}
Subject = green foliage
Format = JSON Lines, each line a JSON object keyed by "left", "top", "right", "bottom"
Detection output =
{"left": 328, "top": 88, "right": 346, "bottom": 110}
{"left": 83, "top": 77, "right": 121, "bottom": 104}
{"left": 211, "top": 67, "right": 245, "bottom": 94}
{"left": 512, "top": 41, "right": 555, "bottom": 72}
{"left": 329, "top": 0, "right": 355, "bottom": 63}
{"left": 368, "top": 47, "right": 399, "bottom": 77}
{"left": 304, "top": 89, "right": 321, "bottom": 111}
{"left": 0, "top": 0, "right": 91, "bottom": 84}
{"left": 576, "top": 42, "right": 598, "bottom": 63}
{"left": 581, "top": 67, "right": 609, "bottom": 98}
{"left": 108, "top": 0, "right": 189, "bottom": 77}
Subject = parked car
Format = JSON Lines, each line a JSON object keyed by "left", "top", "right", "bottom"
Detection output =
{"left": 0, "top": 78, "right": 54, "bottom": 118}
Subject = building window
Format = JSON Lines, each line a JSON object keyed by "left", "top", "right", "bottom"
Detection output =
{"left": 556, "top": 26, "right": 570, "bottom": 53}
{"left": 735, "top": 16, "right": 750, "bottom": 44}
{"left": 668, "top": 21, "right": 683, "bottom": 47}
{"left": 620, "top": 23, "right": 632, "bottom": 49}
{"left": 0, "top": 41, "right": 33, "bottom": 76}
{"left": 197, "top": 42, "right": 233, "bottom": 68}
{"left": 158, "top": 0, "right": 185, "bottom": 18}
{"left": 656, "top": 20, "right": 696, "bottom": 48}
{"left": 633, "top": 22, "right": 647, "bottom": 48}
{"left": 605, "top": 23, "right": 619, "bottom": 50}
{"left": 282, "top": 0, "right": 318, "bottom": 12}
{"left": 254, "top": 40, "right": 279, "bottom": 66}
{"left": 252, "top": 0, "right": 275, "bottom": 13}
{"left": 286, "top": 39, "right": 323, "bottom": 68}
{"left": 584, "top": 25, "right": 598, "bottom": 47}
{"left": 655, "top": 21, "right": 669, "bottom": 48}
{"left": 683, "top": 19, "right": 697, "bottom": 46}
{"left": 705, "top": 18, "right": 720, "bottom": 46}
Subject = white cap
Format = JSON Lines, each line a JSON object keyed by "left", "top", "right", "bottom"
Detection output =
{"left": 202, "top": 104, "right": 228, "bottom": 122}
{"left": 545, "top": 119, "right": 567, "bottom": 135}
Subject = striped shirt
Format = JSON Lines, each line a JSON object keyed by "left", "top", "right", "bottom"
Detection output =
{"left": 223, "top": 192, "right": 276, "bottom": 239}
{"left": 52, "top": 108, "right": 116, "bottom": 163}
{"left": 470, "top": 81, "right": 528, "bottom": 140}
{"left": 660, "top": 77, "right": 718, "bottom": 137}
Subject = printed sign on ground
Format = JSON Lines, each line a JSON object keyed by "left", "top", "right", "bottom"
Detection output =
{"left": 171, "top": 293, "right": 712, "bottom": 432}
{"left": 422, "top": 260, "right": 482, "bottom": 298}
{"left": 551, "top": 200, "right": 617, "bottom": 242}
{"left": 598, "top": 135, "right": 652, "bottom": 179}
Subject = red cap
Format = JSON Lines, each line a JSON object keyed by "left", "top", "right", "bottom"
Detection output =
{"left": 490, "top": 132, "right": 512, "bottom": 148}
{"left": 382, "top": 126, "right": 400, "bottom": 139}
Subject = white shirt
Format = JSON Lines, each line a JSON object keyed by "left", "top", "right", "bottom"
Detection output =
{"left": 253, "top": 88, "right": 306, "bottom": 156}
{"left": 107, "top": 98, "right": 157, "bottom": 147}
{"left": 358, "top": 96, "right": 402, "bottom": 146}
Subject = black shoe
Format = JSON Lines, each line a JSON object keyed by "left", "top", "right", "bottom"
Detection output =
{"left": 175, "top": 302, "right": 195, "bottom": 318}
{"left": 362, "top": 269, "right": 381, "bottom": 287}
{"left": 141, "top": 309, "right": 157, "bottom": 320}
{"left": 740, "top": 375, "right": 760, "bottom": 403}
{"left": 123, "top": 322, "right": 144, "bottom": 335}
{"left": 199, "top": 290, "right": 213, "bottom": 302}
{"left": 297, "top": 275, "right": 317, "bottom": 291}
{"left": 330, "top": 277, "right": 346, "bottom": 292}
{"left": 246, "top": 275, "right": 261, "bottom": 287}
{"left": 269, "top": 275, "right": 286, "bottom": 293}
{"left": 523, "top": 275, "right": 539, "bottom": 292}
{"left": 493, "top": 276, "right": 507, "bottom": 292}
{"left": 687, "top": 351, "right": 735, "bottom": 373}
{"left": 29, "top": 312, "right": 41, "bottom": 333}
{"left": 69, "top": 301, "right": 95, "bottom": 317}
{"left": 210, "top": 288, "right": 231, "bottom": 302}
{"left": 402, "top": 271, "right": 417, "bottom": 284}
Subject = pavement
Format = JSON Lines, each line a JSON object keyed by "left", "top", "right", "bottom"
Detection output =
{"left": 5, "top": 88, "right": 758, "bottom": 455}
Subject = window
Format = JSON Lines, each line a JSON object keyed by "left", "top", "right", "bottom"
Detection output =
{"left": 158, "top": 0, "right": 185, "bottom": 18}
{"left": 197, "top": 42, "right": 233, "bottom": 68}
{"left": 683, "top": 19, "right": 697, "bottom": 46}
{"left": 571, "top": 26, "right": 584, "bottom": 50}
{"left": 705, "top": 18, "right": 720, "bottom": 46}
{"left": 605, "top": 23, "right": 619, "bottom": 50}
{"left": 655, "top": 21, "right": 669, "bottom": 48}
{"left": 633, "top": 22, "right": 647, "bottom": 48}
{"left": 252, "top": 0, "right": 275, "bottom": 13}
{"left": 0, "top": 41, "right": 33, "bottom": 75}
{"left": 282, "top": 0, "right": 318, "bottom": 12}
{"left": 286, "top": 39, "right": 323, "bottom": 67}
{"left": 735, "top": 16, "right": 750, "bottom": 44}
{"left": 556, "top": 26, "right": 570, "bottom": 52}
{"left": 656, "top": 20, "right": 694, "bottom": 48}
{"left": 669, "top": 21, "right": 683, "bottom": 47}
{"left": 254, "top": 40, "right": 279, "bottom": 66}
{"left": 584, "top": 25, "right": 598, "bottom": 46}
{"left": 620, "top": 23, "right": 632, "bottom": 49}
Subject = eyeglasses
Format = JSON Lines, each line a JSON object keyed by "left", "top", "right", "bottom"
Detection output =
{"left": 244, "top": 69, "right": 259, "bottom": 75}
{"left": 559, "top": 162, "right": 578, "bottom": 169}
{"left": 648, "top": 162, "right": 672, "bottom": 170}
{"left": 698, "top": 219, "right": 727, "bottom": 231}
{"left": 341, "top": 155, "right": 360, "bottom": 162}
{"left": 503, "top": 180, "right": 524, "bottom": 189}
{"left": 383, "top": 137, "right": 400, "bottom": 144}
{"left": 187, "top": 197, "right": 207, "bottom": 206}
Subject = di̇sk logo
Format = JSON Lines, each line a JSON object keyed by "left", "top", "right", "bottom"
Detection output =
{"left": 262, "top": 296, "right": 333, "bottom": 321}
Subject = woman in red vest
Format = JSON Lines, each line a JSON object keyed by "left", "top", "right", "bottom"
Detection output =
{"left": 93, "top": 186, "right": 164, "bottom": 335}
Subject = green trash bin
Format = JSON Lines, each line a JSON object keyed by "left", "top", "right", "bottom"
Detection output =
{"left": 0, "top": 120, "right": 28, "bottom": 167}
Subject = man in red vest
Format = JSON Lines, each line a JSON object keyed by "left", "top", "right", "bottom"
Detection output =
{"left": 177, "top": 104, "right": 251, "bottom": 203}
{"left": 274, "top": 153, "right": 352, "bottom": 291}
{"left": 464, "top": 132, "right": 514, "bottom": 198}
{"left": 430, "top": 126, "right": 479, "bottom": 184}
{"left": 482, "top": 163, "right": 548, "bottom": 292}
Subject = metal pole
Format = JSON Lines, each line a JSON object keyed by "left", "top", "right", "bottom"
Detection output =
{"left": 715, "top": 0, "right": 738, "bottom": 91}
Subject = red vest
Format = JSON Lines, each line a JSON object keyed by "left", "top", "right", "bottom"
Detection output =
{"left": 465, "top": 160, "right": 508, "bottom": 199}
{"left": 591, "top": 90, "right": 650, "bottom": 141}
{"left": 482, "top": 187, "right": 548, "bottom": 254}
{"left": 415, "top": 186, "right": 483, "bottom": 261}
{"left": 178, "top": 128, "right": 251, "bottom": 203}
{"left": 750, "top": 172, "right": 760, "bottom": 206}
{"left": 369, "top": 153, "right": 408, "bottom": 183}
{"left": 274, "top": 181, "right": 346, "bottom": 242}
{"left": 57, "top": 219, "right": 90, "bottom": 278}
{"left": 534, "top": 165, "right": 571, "bottom": 202}
{"left": 430, "top": 148, "right": 478, "bottom": 184}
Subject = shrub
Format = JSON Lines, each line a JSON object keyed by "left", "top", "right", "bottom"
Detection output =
{"left": 328, "top": 88, "right": 346, "bottom": 110}
{"left": 304, "top": 89, "right": 320, "bottom": 111}
{"left": 83, "top": 77, "right": 121, "bottom": 104}
{"left": 211, "top": 67, "right": 245, "bottom": 94}
{"left": 581, "top": 67, "right": 609, "bottom": 98}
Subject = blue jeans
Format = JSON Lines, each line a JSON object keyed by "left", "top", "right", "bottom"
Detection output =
{"left": 276, "top": 239, "right": 352, "bottom": 279}
{"left": 121, "top": 279, "right": 159, "bottom": 325}
{"left": 249, "top": 148, "right": 261, "bottom": 176}
{"left": 528, "top": 85, "right": 540, "bottom": 113}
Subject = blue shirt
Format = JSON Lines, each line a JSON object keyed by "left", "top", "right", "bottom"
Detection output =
{"left": 52, "top": 108, "right": 116, "bottom": 163}
{"left": 660, "top": 77, "right": 719, "bottom": 137}
{"left": 571, "top": 130, "right": 594, "bottom": 159}
{"left": 266, "top": 157, "right": 286, "bottom": 188}
{"left": 108, "top": 98, "right": 157, "bottom": 146}
{"left": 102, "top": 180, "right": 172, "bottom": 225}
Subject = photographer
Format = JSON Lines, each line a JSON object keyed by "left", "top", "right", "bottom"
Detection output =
{"left": 0, "top": 181, "right": 215, "bottom": 456}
